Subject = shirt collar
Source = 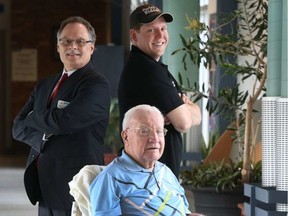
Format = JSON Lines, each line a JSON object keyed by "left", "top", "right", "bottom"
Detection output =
{"left": 119, "top": 150, "right": 164, "bottom": 173}
{"left": 62, "top": 69, "right": 76, "bottom": 77}
{"left": 131, "top": 45, "right": 168, "bottom": 68}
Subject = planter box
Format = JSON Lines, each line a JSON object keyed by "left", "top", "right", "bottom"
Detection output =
{"left": 190, "top": 186, "right": 248, "bottom": 216}
{"left": 244, "top": 183, "right": 288, "bottom": 216}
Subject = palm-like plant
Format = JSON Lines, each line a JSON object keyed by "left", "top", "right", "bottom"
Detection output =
{"left": 104, "top": 98, "right": 122, "bottom": 153}
{"left": 173, "top": 0, "right": 267, "bottom": 184}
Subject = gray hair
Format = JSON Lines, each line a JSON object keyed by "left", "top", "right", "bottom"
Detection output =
{"left": 57, "top": 16, "right": 96, "bottom": 44}
{"left": 122, "top": 104, "right": 164, "bottom": 130}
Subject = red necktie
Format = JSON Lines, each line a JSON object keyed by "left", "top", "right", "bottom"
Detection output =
{"left": 49, "top": 73, "right": 68, "bottom": 104}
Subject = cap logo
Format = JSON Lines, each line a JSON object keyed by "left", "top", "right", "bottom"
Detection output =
{"left": 142, "top": 6, "right": 160, "bottom": 15}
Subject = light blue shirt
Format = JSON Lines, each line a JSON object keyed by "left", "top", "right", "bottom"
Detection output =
{"left": 90, "top": 151, "right": 191, "bottom": 216}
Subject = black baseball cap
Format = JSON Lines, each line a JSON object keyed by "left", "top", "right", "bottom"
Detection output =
{"left": 129, "top": 4, "right": 173, "bottom": 29}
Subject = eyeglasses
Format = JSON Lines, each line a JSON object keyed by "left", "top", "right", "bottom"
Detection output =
{"left": 58, "top": 38, "right": 92, "bottom": 47}
{"left": 127, "top": 126, "right": 168, "bottom": 137}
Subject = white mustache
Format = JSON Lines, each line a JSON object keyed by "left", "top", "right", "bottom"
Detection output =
{"left": 65, "top": 50, "right": 81, "bottom": 55}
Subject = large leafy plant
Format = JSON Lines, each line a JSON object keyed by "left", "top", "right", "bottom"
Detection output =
{"left": 173, "top": 0, "right": 267, "bottom": 184}
{"left": 181, "top": 160, "right": 262, "bottom": 192}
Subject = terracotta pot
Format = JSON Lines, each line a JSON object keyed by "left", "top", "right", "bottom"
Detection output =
{"left": 104, "top": 153, "right": 117, "bottom": 165}
{"left": 237, "top": 203, "right": 245, "bottom": 216}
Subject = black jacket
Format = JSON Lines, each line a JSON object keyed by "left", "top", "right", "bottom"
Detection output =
{"left": 12, "top": 62, "right": 110, "bottom": 210}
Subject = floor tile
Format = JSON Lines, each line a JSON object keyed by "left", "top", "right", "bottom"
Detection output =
{"left": 0, "top": 168, "right": 37, "bottom": 216}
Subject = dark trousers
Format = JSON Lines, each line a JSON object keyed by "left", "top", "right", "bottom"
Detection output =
{"left": 38, "top": 200, "right": 71, "bottom": 216}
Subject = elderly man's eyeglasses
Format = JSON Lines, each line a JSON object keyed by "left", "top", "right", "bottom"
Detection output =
{"left": 127, "top": 126, "right": 168, "bottom": 137}
{"left": 58, "top": 38, "right": 92, "bottom": 47}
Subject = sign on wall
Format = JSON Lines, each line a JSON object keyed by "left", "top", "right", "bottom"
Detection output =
{"left": 12, "top": 49, "right": 37, "bottom": 81}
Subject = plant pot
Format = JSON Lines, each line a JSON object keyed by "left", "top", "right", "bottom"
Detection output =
{"left": 191, "top": 186, "right": 248, "bottom": 216}
{"left": 104, "top": 153, "right": 117, "bottom": 165}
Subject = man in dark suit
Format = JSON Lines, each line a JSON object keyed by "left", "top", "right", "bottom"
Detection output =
{"left": 12, "top": 16, "right": 110, "bottom": 216}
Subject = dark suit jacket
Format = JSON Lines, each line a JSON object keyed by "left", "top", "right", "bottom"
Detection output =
{"left": 12, "top": 62, "right": 110, "bottom": 210}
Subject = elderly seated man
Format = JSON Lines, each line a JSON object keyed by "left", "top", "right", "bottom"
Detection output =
{"left": 89, "top": 104, "right": 202, "bottom": 216}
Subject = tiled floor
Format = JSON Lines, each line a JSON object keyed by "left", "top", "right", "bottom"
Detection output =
{"left": 0, "top": 168, "right": 37, "bottom": 216}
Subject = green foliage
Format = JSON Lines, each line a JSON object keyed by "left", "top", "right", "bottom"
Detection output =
{"left": 201, "top": 131, "right": 220, "bottom": 159}
{"left": 174, "top": 0, "right": 268, "bottom": 184}
{"left": 104, "top": 98, "right": 122, "bottom": 153}
{"left": 172, "top": 0, "right": 267, "bottom": 123}
{"left": 180, "top": 160, "right": 262, "bottom": 192}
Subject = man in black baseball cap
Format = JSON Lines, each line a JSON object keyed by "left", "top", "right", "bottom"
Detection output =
{"left": 129, "top": 4, "right": 173, "bottom": 29}
{"left": 118, "top": 3, "right": 202, "bottom": 179}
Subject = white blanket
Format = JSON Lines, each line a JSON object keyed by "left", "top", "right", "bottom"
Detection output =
{"left": 69, "top": 165, "right": 106, "bottom": 216}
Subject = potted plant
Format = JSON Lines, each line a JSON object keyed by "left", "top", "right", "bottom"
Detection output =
{"left": 173, "top": 0, "right": 267, "bottom": 214}
{"left": 103, "top": 98, "right": 122, "bottom": 164}
{"left": 181, "top": 159, "right": 261, "bottom": 215}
